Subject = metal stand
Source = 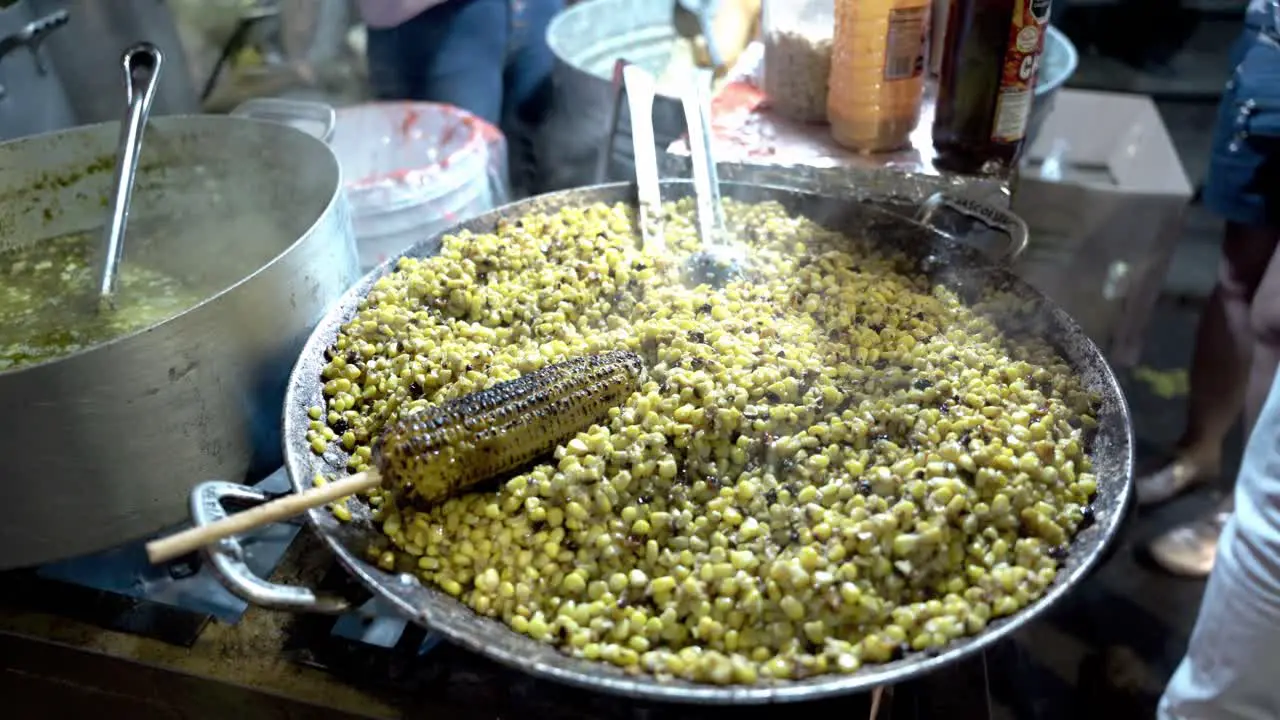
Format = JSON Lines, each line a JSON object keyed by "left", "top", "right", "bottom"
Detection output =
{"left": 0, "top": 9, "right": 68, "bottom": 99}
{"left": 599, "top": 57, "right": 631, "bottom": 184}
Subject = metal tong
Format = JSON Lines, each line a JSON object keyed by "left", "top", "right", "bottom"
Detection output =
{"left": 96, "top": 42, "right": 162, "bottom": 311}
{"left": 680, "top": 67, "right": 749, "bottom": 287}
{"left": 602, "top": 59, "right": 666, "bottom": 256}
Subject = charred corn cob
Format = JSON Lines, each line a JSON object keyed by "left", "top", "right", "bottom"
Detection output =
{"left": 373, "top": 350, "right": 644, "bottom": 504}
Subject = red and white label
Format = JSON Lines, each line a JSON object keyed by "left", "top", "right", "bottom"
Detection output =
{"left": 991, "top": 0, "right": 1051, "bottom": 143}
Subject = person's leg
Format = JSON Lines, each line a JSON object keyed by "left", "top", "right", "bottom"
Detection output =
{"left": 1184, "top": 224, "right": 1275, "bottom": 451}
{"left": 364, "top": 24, "right": 418, "bottom": 100}
{"left": 1137, "top": 20, "right": 1276, "bottom": 509}
{"left": 405, "top": 0, "right": 509, "bottom": 124}
{"left": 500, "top": 0, "right": 564, "bottom": 196}
{"left": 1146, "top": 16, "right": 1280, "bottom": 577}
{"left": 1146, "top": 240, "right": 1280, "bottom": 581}
{"left": 1144, "top": 228, "right": 1277, "bottom": 578}
{"left": 1245, "top": 245, "right": 1280, "bottom": 430}
{"left": 1137, "top": 226, "right": 1280, "bottom": 510}
{"left": 501, "top": 0, "right": 562, "bottom": 125}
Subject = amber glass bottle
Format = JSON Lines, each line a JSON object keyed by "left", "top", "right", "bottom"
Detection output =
{"left": 932, "top": 0, "right": 1052, "bottom": 173}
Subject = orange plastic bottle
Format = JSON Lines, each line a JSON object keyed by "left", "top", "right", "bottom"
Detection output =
{"left": 828, "top": 0, "right": 931, "bottom": 153}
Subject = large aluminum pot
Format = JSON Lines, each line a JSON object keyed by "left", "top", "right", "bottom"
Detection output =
{"left": 0, "top": 98, "right": 360, "bottom": 569}
{"left": 541, "top": 0, "right": 689, "bottom": 192}
{"left": 0, "top": 5, "right": 77, "bottom": 142}
{"left": 25, "top": 0, "right": 200, "bottom": 124}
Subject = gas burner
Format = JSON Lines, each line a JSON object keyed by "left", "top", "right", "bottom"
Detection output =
{"left": 3, "top": 466, "right": 443, "bottom": 663}
{"left": 29, "top": 468, "right": 302, "bottom": 630}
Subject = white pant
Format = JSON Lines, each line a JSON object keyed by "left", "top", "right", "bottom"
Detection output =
{"left": 1159, "top": 372, "right": 1280, "bottom": 719}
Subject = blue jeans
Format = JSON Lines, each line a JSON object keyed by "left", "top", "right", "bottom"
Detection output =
{"left": 364, "top": 0, "right": 562, "bottom": 127}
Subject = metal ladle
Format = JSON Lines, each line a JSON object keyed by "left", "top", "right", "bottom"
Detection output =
{"left": 680, "top": 67, "right": 750, "bottom": 287}
{"left": 96, "top": 42, "right": 162, "bottom": 312}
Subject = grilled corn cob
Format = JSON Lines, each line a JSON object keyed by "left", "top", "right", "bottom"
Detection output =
{"left": 373, "top": 350, "right": 644, "bottom": 505}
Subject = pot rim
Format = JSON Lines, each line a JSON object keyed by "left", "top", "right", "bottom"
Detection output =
{"left": 0, "top": 114, "right": 346, "bottom": 378}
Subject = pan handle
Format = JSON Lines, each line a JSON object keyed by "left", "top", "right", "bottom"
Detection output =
{"left": 193, "top": 480, "right": 352, "bottom": 614}
{"left": 230, "top": 97, "right": 337, "bottom": 144}
{"left": 915, "top": 192, "right": 1030, "bottom": 263}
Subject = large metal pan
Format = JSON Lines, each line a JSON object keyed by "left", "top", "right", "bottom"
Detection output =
{"left": 0, "top": 98, "right": 360, "bottom": 569}
{"left": 196, "top": 180, "right": 1133, "bottom": 704}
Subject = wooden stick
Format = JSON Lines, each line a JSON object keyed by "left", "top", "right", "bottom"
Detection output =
{"left": 868, "top": 686, "right": 886, "bottom": 720}
{"left": 145, "top": 471, "right": 381, "bottom": 564}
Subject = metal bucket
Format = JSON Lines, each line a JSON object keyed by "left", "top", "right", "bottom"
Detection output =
{"left": 0, "top": 99, "right": 360, "bottom": 569}
{"left": 541, "top": 0, "right": 689, "bottom": 192}
{"left": 26, "top": 0, "right": 199, "bottom": 124}
{"left": 1028, "top": 26, "right": 1079, "bottom": 148}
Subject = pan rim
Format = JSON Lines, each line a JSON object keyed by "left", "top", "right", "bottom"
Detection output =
{"left": 281, "top": 180, "right": 1134, "bottom": 704}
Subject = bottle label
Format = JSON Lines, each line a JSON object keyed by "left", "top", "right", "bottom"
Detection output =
{"left": 991, "top": 0, "right": 1052, "bottom": 143}
{"left": 884, "top": 5, "right": 928, "bottom": 81}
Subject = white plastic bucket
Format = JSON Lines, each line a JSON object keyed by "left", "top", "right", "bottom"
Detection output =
{"left": 331, "top": 102, "right": 509, "bottom": 271}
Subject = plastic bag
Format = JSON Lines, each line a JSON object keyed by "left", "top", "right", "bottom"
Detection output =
{"left": 331, "top": 102, "right": 511, "bottom": 271}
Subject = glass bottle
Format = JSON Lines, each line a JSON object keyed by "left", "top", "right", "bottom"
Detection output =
{"left": 827, "top": 0, "right": 931, "bottom": 153}
{"left": 932, "top": 0, "right": 1053, "bottom": 173}
{"left": 762, "top": 0, "right": 835, "bottom": 123}
{"left": 929, "top": 0, "right": 952, "bottom": 75}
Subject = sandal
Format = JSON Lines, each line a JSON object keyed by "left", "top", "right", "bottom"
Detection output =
{"left": 1147, "top": 497, "right": 1234, "bottom": 578}
{"left": 1135, "top": 453, "right": 1218, "bottom": 507}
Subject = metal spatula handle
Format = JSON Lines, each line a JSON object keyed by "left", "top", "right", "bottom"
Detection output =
{"left": 623, "top": 64, "right": 666, "bottom": 255}
{"left": 97, "top": 42, "right": 162, "bottom": 309}
{"left": 682, "top": 67, "right": 725, "bottom": 246}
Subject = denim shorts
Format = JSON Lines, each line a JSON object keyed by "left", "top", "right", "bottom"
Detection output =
{"left": 1204, "top": 14, "right": 1280, "bottom": 228}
